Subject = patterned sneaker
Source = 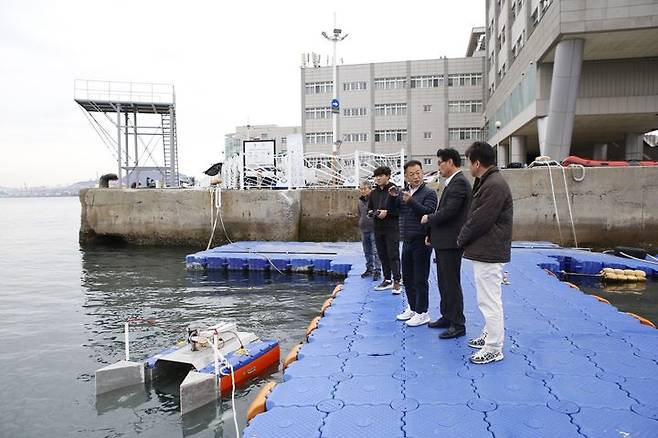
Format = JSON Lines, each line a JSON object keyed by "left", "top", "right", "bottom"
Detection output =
{"left": 467, "top": 332, "right": 487, "bottom": 349}
{"left": 360, "top": 269, "right": 373, "bottom": 278}
{"left": 391, "top": 281, "right": 401, "bottom": 295}
{"left": 469, "top": 348, "right": 504, "bottom": 365}
{"left": 374, "top": 280, "right": 393, "bottom": 291}
{"left": 372, "top": 271, "right": 381, "bottom": 281}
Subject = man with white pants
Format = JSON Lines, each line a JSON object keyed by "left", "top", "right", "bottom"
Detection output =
{"left": 457, "top": 141, "right": 513, "bottom": 364}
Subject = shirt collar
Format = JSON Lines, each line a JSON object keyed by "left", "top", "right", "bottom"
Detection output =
{"left": 444, "top": 169, "right": 462, "bottom": 186}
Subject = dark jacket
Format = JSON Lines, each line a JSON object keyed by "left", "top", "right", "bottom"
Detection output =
{"left": 388, "top": 183, "right": 438, "bottom": 241}
{"left": 368, "top": 182, "right": 399, "bottom": 233}
{"left": 428, "top": 171, "right": 472, "bottom": 250}
{"left": 357, "top": 195, "right": 374, "bottom": 232}
{"left": 457, "top": 167, "right": 513, "bottom": 263}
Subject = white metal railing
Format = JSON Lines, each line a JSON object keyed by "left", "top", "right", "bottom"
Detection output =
{"left": 221, "top": 149, "right": 405, "bottom": 190}
{"left": 74, "top": 79, "right": 175, "bottom": 104}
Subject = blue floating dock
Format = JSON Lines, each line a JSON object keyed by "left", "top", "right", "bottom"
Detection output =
{"left": 186, "top": 242, "right": 658, "bottom": 437}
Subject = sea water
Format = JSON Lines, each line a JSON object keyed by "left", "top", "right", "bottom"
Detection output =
{"left": 0, "top": 197, "right": 336, "bottom": 437}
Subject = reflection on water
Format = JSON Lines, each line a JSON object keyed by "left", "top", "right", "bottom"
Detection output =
{"left": 564, "top": 274, "right": 658, "bottom": 326}
{"left": 0, "top": 197, "right": 336, "bottom": 438}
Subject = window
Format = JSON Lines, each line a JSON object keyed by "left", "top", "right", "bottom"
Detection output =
{"left": 305, "top": 107, "right": 332, "bottom": 119}
{"left": 306, "top": 132, "right": 332, "bottom": 144}
{"left": 374, "top": 103, "right": 407, "bottom": 117}
{"left": 448, "top": 73, "right": 483, "bottom": 86}
{"left": 374, "top": 129, "right": 407, "bottom": 142}
{"left": 343, "top": 81, "right": 367, "bottom": 91}
{"left": 304, "top": 81, "right": 333, "bottom": 94}
{"left": 410, "top": 75, "right": 443, "bottom": 88}
{"left": 449, "top": 128, "right": 481, "bottom": 141}
{"left": 344, "top": 133, "right": 368, "bottom": 142}
{"left": 423, "top": 132, "right": 432, "bottom": 139}
{"left": 423, "top": 104, "right": 432, "bottom": 112}
{"left": 343, "top": 107, "right": 367, "bottom": 117}
{"left": 448, "top": 100, "right": 483, "bottom": 113}
{"left": 374, "top": 77, "right": 406, "bottom": 89}
{"left": 423, "top": 158, "right": 432, "bottom": 165}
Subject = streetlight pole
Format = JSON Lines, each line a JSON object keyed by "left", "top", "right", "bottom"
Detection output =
{"left": 322, "top": 14, "right": 348, "bottom": 187}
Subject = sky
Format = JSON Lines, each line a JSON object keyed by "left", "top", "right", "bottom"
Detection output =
{"left": 0, "top": 0, "right": 485, "bottom": 188}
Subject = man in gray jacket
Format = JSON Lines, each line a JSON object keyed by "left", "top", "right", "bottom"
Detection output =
{"left": 357, "top": 182, "right": 381, "bottom": 281}
{"left": 457, "top": 141, "right": 513, "bottom": 364}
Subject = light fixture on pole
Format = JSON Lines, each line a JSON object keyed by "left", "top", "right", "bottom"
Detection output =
{"left": 322, "top": 13, "right": 348, "bottom": 186}
{"left": 495, "top": 120, "right": 502, "bottom": 166}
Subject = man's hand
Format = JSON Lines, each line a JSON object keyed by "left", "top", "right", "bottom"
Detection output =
{"left": 425, "top": 236, "right": 432, "bottom": 247}
{"left": 420, "top": 214, "right": 429, "bottom": 224}
{"left": 402, "top": 191, "right": 412, "bottom": 203}
{"left": 377, "top": 209, "right": 388, "bottom": 219}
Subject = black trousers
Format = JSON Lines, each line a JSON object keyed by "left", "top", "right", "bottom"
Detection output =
{"left": 374, "top": 231, "right": 401, "bottom": 282}
{"left": 401, "top": 238, "right": 432, "bottom": 313}
{"left": 435, "top": 248, "right": 466, "bottom": 329}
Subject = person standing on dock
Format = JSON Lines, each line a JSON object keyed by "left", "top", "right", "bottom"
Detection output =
{"left": 421, "top": 148, "right": 472, "bottom": 339}
{"left": 368, "top": 166, "right": 402, "bottom": 293}
{"left": 357, "top": 181, "right": 382, "bottom": 282}
{"left": 389, "top": 160, "right": 438, "bottom": 327}
{"left": 457, "top": 141, "right": 513, "bottom": 364}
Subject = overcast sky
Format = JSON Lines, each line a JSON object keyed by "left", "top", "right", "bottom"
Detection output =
{"left": 0, "top": 0, "right": 485, "bottom": 188}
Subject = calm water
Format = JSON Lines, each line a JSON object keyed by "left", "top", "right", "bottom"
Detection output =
{"left": 565, "top": 275, "right": 658, "bottom": 326}
{"left": 0, "top": 197, "right": 336, "bottom": 438}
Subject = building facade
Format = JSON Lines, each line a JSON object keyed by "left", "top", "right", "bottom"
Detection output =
{"left": 300, "top": 29, "right": 486, "bottom": 171}
{"left": 484, "top": 0, "right": 658, "bottom": 164}
{"left": 224, "top": 124, "right": 302, "bottom": 160}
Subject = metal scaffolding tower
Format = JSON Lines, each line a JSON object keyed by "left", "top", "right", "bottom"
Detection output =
{"left": 74, "top": 80, "right": 180, "bottom": 187}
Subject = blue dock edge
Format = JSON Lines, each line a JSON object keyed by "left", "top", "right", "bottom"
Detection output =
{"left": 186, "top": 241, "right": 658, "bottom": 437}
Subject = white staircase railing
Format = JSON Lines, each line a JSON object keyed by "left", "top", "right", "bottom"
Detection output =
{"left": 221, "top": 149, "right": 405, "bottom": 190}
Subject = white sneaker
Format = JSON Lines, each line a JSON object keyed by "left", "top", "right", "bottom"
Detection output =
{"left": 405, "top": 312, "right": 430, "bottom": 327}
{"left": 396, "top": 306, "right": 414, "bottom": 321}
{"left": 391, "top": 281, "right": 401, "bottom": 295}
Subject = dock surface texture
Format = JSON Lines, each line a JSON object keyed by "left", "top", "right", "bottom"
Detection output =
{"left": 186, "top": 242, "right": 658, "bottom": 437}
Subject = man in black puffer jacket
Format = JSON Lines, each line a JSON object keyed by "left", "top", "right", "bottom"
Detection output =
{"left": 388, "top": 160, "right": 438, "bottom": 327}
{"left": 368, "top": 166, "right": 401, "bottom": 293}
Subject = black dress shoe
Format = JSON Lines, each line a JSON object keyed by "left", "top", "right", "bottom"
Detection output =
{"left": 428, "top": 318, "right": 450, "bottom": 329}
{"left": 439, "top": 326, "right": 466, "bottom": 339}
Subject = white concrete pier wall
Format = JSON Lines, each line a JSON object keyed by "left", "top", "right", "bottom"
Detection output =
{"left": 80, "top": 167, "right": 658, "bottom": 250}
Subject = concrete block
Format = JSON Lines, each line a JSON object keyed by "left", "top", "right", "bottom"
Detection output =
{"left": 95, "top": 360, "right": 144, "bottom": 395}
{"left": 180, "top": 371, "right": 217, "bottom": 415}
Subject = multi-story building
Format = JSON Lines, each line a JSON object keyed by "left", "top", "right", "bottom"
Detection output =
{"left": 300, "top": 28, "right": 486, "bottom": 171}
{"left": 224, "top": 124, "right": 302, "bottom": 159}
{"left": 484, "top": 0, "right": 658, "bottom": 164}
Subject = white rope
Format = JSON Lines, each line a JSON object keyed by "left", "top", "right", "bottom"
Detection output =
{"left": 648, "top": 254, "right": 658, "bottom": 262}
{"left": 559, "top": 165, "right": 579, "bottom": 248}
{"left": 207, "top": 187, "right": 285, "bottom": 275}
{"left": 209, "top": 333, "right": 239, "bottom": 437}
{"left": 545, "top": 162, "right": 564, "bottom": 245}
{"left": 619, "top": 251, "right": 658, "bottom": 267}
{"left": 570, "top": 164, "right": 586, "bottom": 182}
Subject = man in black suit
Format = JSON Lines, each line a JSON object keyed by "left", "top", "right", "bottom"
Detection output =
{"left": 421, "top": 148, "right": 472, "bottom": 339}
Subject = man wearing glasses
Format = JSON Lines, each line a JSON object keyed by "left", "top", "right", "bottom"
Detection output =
{"left": 421, "top": 148, "right": 472, "bottom": 339}
{"left": 389, "top": 160, "right": 438, "bottom": 327}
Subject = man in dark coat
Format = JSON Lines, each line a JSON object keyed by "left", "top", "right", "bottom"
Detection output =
{"left": 389, "top": 160, "right": 438, "bottom": 327}
{"left": 457, "top": 141, "right": 513, "bottom": 365}
{"left": 421, "top": 148, "right": 472, "bottom": 339}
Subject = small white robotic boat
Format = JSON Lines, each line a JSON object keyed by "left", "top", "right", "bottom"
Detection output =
{"left": 95, "top": 321, "right": 280, "bottom": 414}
